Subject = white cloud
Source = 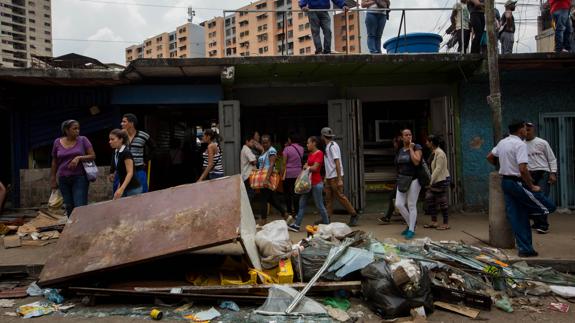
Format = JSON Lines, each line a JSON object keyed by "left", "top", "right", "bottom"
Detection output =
{"left": 53, "top": 0, "right": 539, "bottom": 64}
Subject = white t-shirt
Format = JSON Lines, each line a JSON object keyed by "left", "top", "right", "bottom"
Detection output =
{"left": 324, "top": 141, "right": 344, "bottom": 179}
{"left": 492, "top": 135, "right": 528, "bottom": 177}
{"left": 526, "top": 137, "right": 557, "bottom": 173}
{"left": 240, "top": 145, "right": 256, "bottom": 181}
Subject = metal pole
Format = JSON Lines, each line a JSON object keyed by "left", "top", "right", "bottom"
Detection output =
{"left": 395, "top": 10, "right": 405, "bottom": 53}
{"left": 461, "top": 7, "right": 465, "bottom": 54}
{"left": 485, "top": 0, "right": 513, "bottom": 249}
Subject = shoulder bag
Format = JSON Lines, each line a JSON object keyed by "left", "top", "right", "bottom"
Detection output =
{"left": 416, "top": 160, "right": 431, "bottom": 188}
{"left": 80, "top": 137, "right": 98, "bottom": 182}
{"left": 396, "top": 174, "right": 413, "bottom": 193}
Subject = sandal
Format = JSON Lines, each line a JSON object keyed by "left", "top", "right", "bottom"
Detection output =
{"left": 423, "top": 223, "right": 438, "bottom": 229}
{"left": 436, "top": 225, "right": 450, "bottom": 230}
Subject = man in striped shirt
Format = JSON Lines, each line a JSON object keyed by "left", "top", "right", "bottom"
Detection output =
{"left": 120, "top": 113, "right": 155, "bottom": 193}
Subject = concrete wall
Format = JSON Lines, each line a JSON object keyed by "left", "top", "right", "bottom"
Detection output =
{"left": 459, "top": 74, "right": 575, "bottom": 209}
{"left": 20, "top": 167, "right": 113, "bottom": 207}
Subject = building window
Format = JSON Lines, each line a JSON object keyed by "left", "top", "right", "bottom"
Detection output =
{"left": 179, "top": 45, "right": 187, "bottom": 51}
{"left": 29, "top": 27, "right": 36, "bottom": 32}
{"left": 305, "top": 23, "right": 310, "bottom": 29}
{"left": 257, "top": 33, "right": 268, "bottom": 42}
{"left": 44, "top": 14, "right": 50, "bottom": 19}
{"left": 43, "top": 5, "right": 50, "bottom": 10}
{"left": 44, "top": 31, "right": 50, "bottom": 35}
{"left": 299, "top": 48, "right": 305, "bottom": 54}
{"left": 28, "top": 10, "right": 35, "bottom": 15}
{"left": 239, "top": 20, "right": 248, "bottom": 27}
{"left": 298, "top": 12, "right": 304, "bottom": 19}
{"left": 157, "top": 45, "right": 162, "bottom": 50}
{"left": 306, "top": 47, "right": 311, "bottom": 53}
{"left": 45, "top": 47, "right": 51, "bottom": 52}
{"left": 350, "top": 35, "right": 355, "bottom": 40}
{"left": 156, "top": 36, "right": 162, "bottom": 42}
{"left": 44, "top": 39, "right": 50, "bottom": 44}
{"left": 256, "top": 2, "right": 267, "bottom": 9}
{"left": 298, "top": 24, "right": 304, "bottom": 31}
{"left": 30, "top": 36, "right": 36, "bottom": 40}
{"left": 44, "top": 22, "right": 50, "bottom": 27}
{"left": 256, "top": 14, "right": 268, "bottom": 21}
{"left": 28, "top": 1, "right": 35, "bottom": 6}
{"left": 349, "top": 25, "right": 354, "bottom": 31}
{"left": 350, "top": 46, "right": 355, "bottom": 51}
{"left": 29, "top": 19, "right": 35, "bottom": 23}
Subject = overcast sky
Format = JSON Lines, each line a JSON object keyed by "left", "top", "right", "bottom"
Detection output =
{"left": 52, "top": 0, "right": 541, "bottom": 65}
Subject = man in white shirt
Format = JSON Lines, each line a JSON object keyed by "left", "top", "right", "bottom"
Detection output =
{"left": 525, "top": 122, "right": 557, "bottom": 234}
{"left": 487, "top": 121, "right": 556, "bottom": 257}
{"left": 321, "top": 127, "right": 359, "bottom": 226}
{"left": 240, "top": 136, "right": 257, "bottom": 201}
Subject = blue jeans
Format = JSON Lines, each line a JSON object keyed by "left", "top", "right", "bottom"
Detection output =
{"left": 529, "top": 171, "right": 552, "bottom": 230}
{"left": 208, "top": 173, "right": 224, "bottom": 180}
{"left": 58, "top": 175, "right": 89, "bottom": 216}
{"left": 114, "top": 169, "right": 148, "bottom": 193}
{"left": 366, "top": 12, "right": 386, "bottom": 53}
{"left": 294, "top": 182, "right": 330, "bottom": 227}
{"left": 123, "top": 186, "right": 142, "bottom": 197}
{"left": 553, "top": 9, "right": 572, "bottom": 52}
{"left": 501, "top": 178, "right": 556, "bottom": 253}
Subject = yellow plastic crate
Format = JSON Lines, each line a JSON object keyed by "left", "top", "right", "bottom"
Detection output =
{"left": 262, "top": 258, "right": 294, "bottom": 284}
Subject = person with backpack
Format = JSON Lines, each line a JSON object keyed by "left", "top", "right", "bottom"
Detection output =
{"left": 394, "top": 129, "right": 423, "bottom": 240}
{"left": 282, "top": 133, "right": 305, "bottom": 217}
{"left": 423, "top": 135, "right": 451, "bottom": 230}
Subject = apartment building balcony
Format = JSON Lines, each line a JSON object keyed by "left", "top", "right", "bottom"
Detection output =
{"left": 10, "top": 0, "right": 26, "bottom": 8}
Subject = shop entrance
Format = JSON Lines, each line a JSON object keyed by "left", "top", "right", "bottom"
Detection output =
{"left": 119, "top": 105, "right": 219, "bottom": 190}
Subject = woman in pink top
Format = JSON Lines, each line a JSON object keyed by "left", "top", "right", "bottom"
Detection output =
{"left": 49, "top": 120, "right": 96, "bottom": 216}
{"left": 282, "top": 133, "right": 304, "bottom": 216}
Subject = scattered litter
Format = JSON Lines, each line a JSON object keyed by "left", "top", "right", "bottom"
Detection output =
{"left": 255, "top": 220, "right": 293, "bottom": 269}
{"left": 3, "top": 312, "right": 17, "bottom": 317}
{"left": 323, "top": 297, "right": 351, "bottom": 311}
{"left": 26, "top": 282, "right": 43, "bottom": 297}
{"left": 316, "top": 223, "right": 352, "bottom": 241}
{"left": 253, "top": 285, "right": 327, "bottom": 316}
{"left": 150, "top": 308, "right": 163, "bottom": 320}
{"left": 434, "top": 301, "right": 479, "bottom": 318}
{"left": 548, "top": 302, "right": 570, "bottom": 313}
{"left": 44, "top": 289, "right": 64, "bottom": 304}
{"left": 169, "top": 288, "right": 183, "bottom": 294}
{"left": 174, "top": 303, "right": 193, "bottom": 313}
{"left": 325, "top": 305, "right": 351, "bottom": 322}
{"left": 549, "top": 285, "right": 575, "bottom": 298}
{"left": 57, "top": 304, "right": 75, "bottom": 313}
{"left": 219, "top": 300, "right": 240, "bottom": 312}
{"left": 0, "top": 299, "right": 15, "bottom": 308}
{"left": 186, "top": 307, "right": 221, "bottom": 322}
{"left": 495, "top": 296, "right": 514, "bottom": 313}
{"left": 17, "top": 301, "right": 56, "bottom": 318}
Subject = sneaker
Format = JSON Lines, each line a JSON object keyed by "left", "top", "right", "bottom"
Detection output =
{"left": 348, "top": 215, "right": 359, "bottom": 227}
{"left": 536, "top": 228, "right": 549, "bottom": 234}
{"left": 518, "top": 250, "right": 539, "bottom": 258}
{"left": 288, "top": 224, "right": 300, "bottom": 232}
{"left": 378, "top": 216, "right": 391, "bottom": 224}
{"left": 401, "top": 227, "right": 409, "bottom": 236}
{"left": 405, "top": 230, "right": 415, "bottom": 240}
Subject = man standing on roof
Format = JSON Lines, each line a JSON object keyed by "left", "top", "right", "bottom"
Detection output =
{"left": 321, "top": 127, "right": 359, "bottom": 226}
{"left": 119, "top": 113, "right": 155, "bottom": 193}
{"left": 468, "top": 0, "right": 485, "bottom": 54}
{"left": 487, "top": 120, "right": 556, "bottom": 258}
{"left": 500, "top": 0, "right": 517, "bottom": 54}
{"left": 549, "top": 0, "right": 573, "bottom": 52}
{"left": 300, "top": 0, "right": 349, "bottom": 54}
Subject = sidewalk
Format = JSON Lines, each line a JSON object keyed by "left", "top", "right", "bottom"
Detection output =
{"left": 2, "top": 211, "right": 574, "bottom": 270}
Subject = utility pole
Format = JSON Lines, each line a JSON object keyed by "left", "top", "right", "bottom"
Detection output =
{"left": 485, "top": 0, "right": 514, "bottom": 248}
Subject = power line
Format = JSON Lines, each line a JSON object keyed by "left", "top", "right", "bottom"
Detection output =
{"left": 78, "top": 0, "right": 225, "bottom": 11}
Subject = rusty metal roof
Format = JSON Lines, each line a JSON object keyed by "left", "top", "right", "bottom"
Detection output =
{"left": 38, "top": 175, "right": 260, "bottom": 286}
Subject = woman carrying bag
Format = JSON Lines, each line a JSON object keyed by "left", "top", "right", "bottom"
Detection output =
{"left": 423, "top": 135, "right": 451, "bottom": 230}
{"left": 289, "top": 136, "right": 330, "bottom": 232}
{"left": 49, "top": 120, "right": 96, "bottom": 217}
{"left": 254, "top": 135, "right": 293, "bottom": 227}
{"left": 282, "top": 134, "right": 304, "bottom": 217}
{"left": 394, "top": 129, "right": 423, "bottom": 240}
{"left": 108, "top": 129, "right": 142, "bottom": 199}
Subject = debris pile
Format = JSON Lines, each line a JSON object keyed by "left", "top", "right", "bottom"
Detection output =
{"left": 1, "top": 175, "right": 574, "bottom": 321}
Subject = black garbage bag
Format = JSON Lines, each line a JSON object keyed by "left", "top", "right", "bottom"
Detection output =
{"left": 361, "top": 260, "right": 434, "bottom": 319}
{"left": 293, "top": 238, "right": 336, "bottom": 282}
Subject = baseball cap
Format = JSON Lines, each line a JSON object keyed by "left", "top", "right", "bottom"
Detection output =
{"left": 505, "top": 0, "right": 518, "bottom": 6}
{"left": 321, "top": 127, "right": 335, "bottom": 138}
{"left": 526, "top": 122, "right": 536, "bottom": 128}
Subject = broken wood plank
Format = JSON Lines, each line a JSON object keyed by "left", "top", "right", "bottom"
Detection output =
{"left": 3, "top": 236, "right": 21, "bottom": 249}
{"left": 132, "top": 281, "right": 362, "bottom": 294}
{"left": 434, "top": 301, "right": 480, "bottom": 319}
{"left": 69, "top": 286, "right": 268, "bottom": 302}
{"left": 0, "top": 286, "right": 28, "bottom": 299}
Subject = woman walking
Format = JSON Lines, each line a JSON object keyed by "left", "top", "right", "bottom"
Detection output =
{"left": 288, "top": 136, "right": 330, "bottom": 232}
{"left": 423, "top": 135, "right": 451, "bottom": 230}
{"left": 197, "top": 129, "right": 224, "bottom": 181}
{"left": 394, "top": 129, "right": 423, "bottom": 240}
{"left": 282, "top": 134, "right": 304, "bottom": 217}
{"left": 362, "top": 0, "right": 389, "bottom": 53}
{"left": 49, "top": 120, "right": 96, "bottom": 216}
{"left": 257, "top": 135, "right": 293, "bottom": 226}
{"left": 109, "top": 129, "right": 142, "bottom": 199}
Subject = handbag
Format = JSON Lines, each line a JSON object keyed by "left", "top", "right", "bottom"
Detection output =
{"left": 417, "top": 161, "right": 431, "bottom": 188}
{"left": 82, "top": 161, "right": 98, "bottom": 182}
{"left": 396, "top": 174, "right": 413, "bottom": 193}
{"left": 249, "top": 168, "right": 280, "bottom": 191}
{"left": 80, "top": 136, "right": 98, "bottom": 182}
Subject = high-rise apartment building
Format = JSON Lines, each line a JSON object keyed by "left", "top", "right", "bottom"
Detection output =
{"left": 0, "top": 0, "right": 53, "bottom": 67}
{"left": 202, "top": 0, "right": 367, "bottom": 57}
{"left": 125, "top": 22, "right": 205, "bottom": 64}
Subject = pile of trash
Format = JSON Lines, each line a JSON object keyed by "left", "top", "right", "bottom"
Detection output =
{"left": 1, "top": 190, "right": 66, "bottom": 249}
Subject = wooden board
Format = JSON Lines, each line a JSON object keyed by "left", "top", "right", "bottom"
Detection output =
{"left": 434, "top": 301, "right": 480, "bottom": 319}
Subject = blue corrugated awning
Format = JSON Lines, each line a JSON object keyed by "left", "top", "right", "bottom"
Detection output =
{"left": 112, "top": 85, "right": 222, "bottom": 105}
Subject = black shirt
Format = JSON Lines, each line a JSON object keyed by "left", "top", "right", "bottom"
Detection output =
{"left": 468, "top": 0, "right": 485, "bottom": 14}
{"left": 111, "top": 147, "right": 141, "bottom": 190}
{"left": 396, "top": 144, "right": 423, "bottom": 177}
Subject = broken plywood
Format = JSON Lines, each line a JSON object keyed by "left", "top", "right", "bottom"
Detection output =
{"left": 39, "top": 175, "right": 259, "bottom": 286}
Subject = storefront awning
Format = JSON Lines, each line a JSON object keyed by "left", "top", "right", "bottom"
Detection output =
{"left": 111, "top": 85, "right": 222, "bottom": 105}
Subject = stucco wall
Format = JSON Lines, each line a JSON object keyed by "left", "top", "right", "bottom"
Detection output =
{"left": 460, "top": 76, "right": 575, "bottom": 208}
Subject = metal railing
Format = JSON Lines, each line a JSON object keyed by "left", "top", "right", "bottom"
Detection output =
{"left": 220, "top": 7, "right": 465, "bottom": 56}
